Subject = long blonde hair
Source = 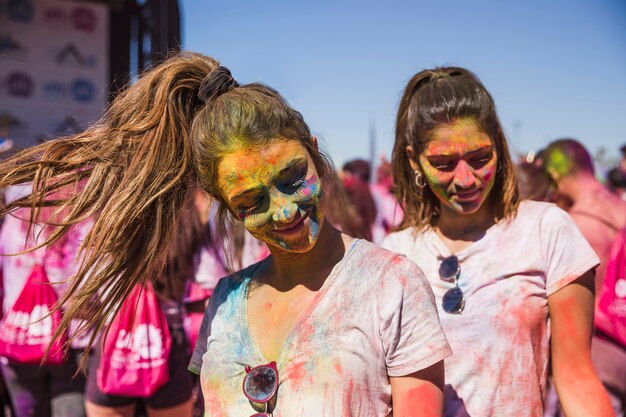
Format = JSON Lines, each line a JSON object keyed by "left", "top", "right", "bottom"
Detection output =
{"left": 0, "top": 52, "right": 219, "bottom": 358}
{"left": 0, "top": 53, "right": 346, "bottom": 362}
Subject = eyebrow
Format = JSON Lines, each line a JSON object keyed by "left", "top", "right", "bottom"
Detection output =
{"left": 426, "top": 145, "right": 493, "bottom": 158}
{"left": 230, "top": 157, "right": 307, "bottom": 201}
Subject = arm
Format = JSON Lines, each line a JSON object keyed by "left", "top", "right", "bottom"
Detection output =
{"left": 548, "top": 270, "right": 614, "bottom": 417}
{"left": 390, "top": 360, "right": 445, "bottom": 417}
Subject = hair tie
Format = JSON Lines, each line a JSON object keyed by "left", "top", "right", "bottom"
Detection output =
{"left": 198, "top": 66, "right": 239, "bottom": 103}
{"left": 431, "top": 69, "right": 464, "bottom": 81}
{"left": 411, "top": 69, "right": 464, "bottom": 96}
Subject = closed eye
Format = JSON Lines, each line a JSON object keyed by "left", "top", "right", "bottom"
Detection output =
{"left": 280, "top": 166, "right": 307, "bottom": 192}
{"left": 429, "top": 159, "right": 456, "bottom": 171}
{"left": 468, "top": 153, "right": 493, "bottom": 169}
{"left": 286, "top": 176, "right": 306, "bottom": 190}
{"left": 238, "top": 198, "right": 264, "bottom": 217}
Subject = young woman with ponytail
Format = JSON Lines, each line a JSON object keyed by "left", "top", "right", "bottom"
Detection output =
{"left": 0, "top": 52, "right": 451, "bottom": 416}
{"left": 381, "top": 66, "right": 613, "bottom": 417}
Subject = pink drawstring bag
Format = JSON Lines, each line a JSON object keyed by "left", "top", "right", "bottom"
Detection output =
{"left": 0, "top": 264, "right": 66, "bottom": 364}
{"left": 596, "top": 229, "right": 626, "bottom": 347}
{"left": 97, "top": 282, "right": 172, "bottom": 397}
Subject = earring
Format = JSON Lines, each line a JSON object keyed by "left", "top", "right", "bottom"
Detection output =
{"left": 414, "top": 170, "right": 427, "bottom": 188}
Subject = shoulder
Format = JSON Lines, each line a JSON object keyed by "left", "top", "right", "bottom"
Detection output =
{"left": 350, "top": 239, "right": 429, "bottom": 288}
{"left": 516, "top": 199, "right": 563, "bottom": 219}
{"left": 381, "top": 227, "right": 419, "bottom": 253}
{"left": 509, "top": 200, "right": 571, "bottom": 230}
{"left": 355, "top": 239, "right": 414, "bottom": 265}
{"left": 209, "top": 261, "right": 260, "bottom": 304}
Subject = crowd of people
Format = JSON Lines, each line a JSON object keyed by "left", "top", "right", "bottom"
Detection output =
{"left": 0, "top": 52, "right": 623, "bottom": 417}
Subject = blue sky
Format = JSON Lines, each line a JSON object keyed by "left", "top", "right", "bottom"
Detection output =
{"left": 181, "top": 0, "right": 626, "bottom": 170}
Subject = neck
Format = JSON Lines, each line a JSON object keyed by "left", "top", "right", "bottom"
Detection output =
{"left": 434, "top": 201, "right": 496, "bottom": 242}
{"left": 561, "top": 174, "right": 605, "bottom": 204}
{"left": 263, "top": 221, "right": 349, "bottom": 291}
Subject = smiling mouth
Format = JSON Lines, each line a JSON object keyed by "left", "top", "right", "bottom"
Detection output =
{"left": 454, "top": 189, "right": 482, "bottom": 201}
{"left": 273, "top": 210, "right": 310, "bottom": 235}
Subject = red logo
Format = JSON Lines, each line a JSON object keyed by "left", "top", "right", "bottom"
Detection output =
{"left": 42, "top": 7, "right": 67, "bottom": 27}
{"left": 71, "top": 7, "right": 96, "bottom": 32}
{"left": 42, "top": 6, "right": 97, "bottom": 32}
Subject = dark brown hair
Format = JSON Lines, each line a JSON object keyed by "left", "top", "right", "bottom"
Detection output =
{"left": 393, "top": 66, "right": 519, "bottom": 231}
{"left": 515, "top": 162, "right": 556, "bottom": 202}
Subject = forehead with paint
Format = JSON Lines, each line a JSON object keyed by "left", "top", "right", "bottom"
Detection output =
{"left": 217, "top": 139, "right": 324, "bottom": 252}
{"left": 417, "top": 118, "right": 498, "bottom": 214}
{"left": 420, "top": 119, "right": 493, "bottom": 156}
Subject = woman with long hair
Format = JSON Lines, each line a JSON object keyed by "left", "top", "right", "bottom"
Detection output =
{"left": 0, "top": 53, "right": 450, "bottom": 417}
{"left": 382, "top": 67, "right": 614, "bottom": 416}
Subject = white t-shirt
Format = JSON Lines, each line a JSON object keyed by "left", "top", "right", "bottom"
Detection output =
{"left": 381, "top": 200, "right": 600, "bottom": 417}
{"left": 189, "top": 239, "right": 451, "bottom": 417}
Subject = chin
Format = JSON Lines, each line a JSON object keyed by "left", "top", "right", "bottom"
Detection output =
{"left": 444, "top": 200, "right": 484, "bottom": 215}
{"left": 269, "top": 235, "right": 319, "bottom": 253}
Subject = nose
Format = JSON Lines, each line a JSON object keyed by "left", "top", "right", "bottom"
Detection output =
{"left": 453, "top": 160, "right": 476, "bottom": 189}
{"left": 271, "top": 198, "right": 299, "bottom": 223}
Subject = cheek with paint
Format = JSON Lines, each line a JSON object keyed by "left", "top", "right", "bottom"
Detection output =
{"left": 419, "top": 155, "right": 498, "bottom": 213}
{"left": 477, "top": 158, "right": 498, "bottom": 199}
{"left": 240, "top": 175, "right": 324, "bottom": 251}
{"left": 419, "top": 157, "right": 455, "bottom": 205}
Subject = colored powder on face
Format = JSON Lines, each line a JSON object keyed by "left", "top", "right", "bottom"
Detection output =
{"left": 418, "top": 119, "right": 497, "bottom": 214}
{"left": 217, "top": 141, "right": 325, "bottom": 252}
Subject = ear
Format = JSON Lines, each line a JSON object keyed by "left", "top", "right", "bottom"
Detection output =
{"left": 311, "top": 136, "right": 319, "bottom": 152}
{"left": 405, "top": 145, "right": 420, "bottom": 172}
{"left": 546, "top": 166, "right": 560, "bottom": 183}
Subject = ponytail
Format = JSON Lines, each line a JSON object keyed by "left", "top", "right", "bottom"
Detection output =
{"left": 0, "top": 52, "right": 220, "bottom": 361}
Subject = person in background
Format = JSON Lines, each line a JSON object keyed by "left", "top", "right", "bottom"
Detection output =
{"left": 514, "top": 161, "right": 557, "bottom": 203}
{"left": 0, "top": 128, "right": 22, "bottom": 417}
{"left": 607, "top": 166, "right": 626, "bottom": 200}
{"left": 342, "top": 158, "right": 403, "bottom": 243}
{"left": 543, "top": 138, "right": 626, "bottom": 417}
{"left": 339, "top": 171, "right": 377, "bottom": 241}
{"left": 342, "top": 159, "right": 371, "bottom": 184}
{"left": 84, "top": 188, "right": 205, "bottom": 417}
{"left": 0, "top": 197, "right": 91, "bottom": 417}
{"left": 382, "top": 66, "right": 614, "bottom": 417}
{"left": 370, "top": 157, "right": 403, "bottom": 242}
{"left": 0, "top": 52, "right": 450, "bottom": 417}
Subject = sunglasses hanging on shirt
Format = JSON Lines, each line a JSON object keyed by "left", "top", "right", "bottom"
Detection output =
{"left": 439, "top": 255, "right": 466, "bottom": 314}
{"left": 243, "top": 361, "right": 279, "bottom": 417}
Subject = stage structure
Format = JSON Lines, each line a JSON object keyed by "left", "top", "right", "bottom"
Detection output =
{"left": 0, "top": 0, "right": 180, "bottom": 151}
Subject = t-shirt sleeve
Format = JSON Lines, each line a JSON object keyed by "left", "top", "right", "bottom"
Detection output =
{"left": 380, "top": 233, "right": 400, "bottom": 253}
{"left": 188, "top": 277, "right": 228, "bottom": 375}
{"left": 540, "top": 206, "right": 600, "bottom": 296}
{"left": 378, "top": 254, "right": 452, "bottom": 377}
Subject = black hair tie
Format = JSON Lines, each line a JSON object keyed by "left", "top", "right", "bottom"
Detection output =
{"left": 198, "top": 66, "right": 239, "bottom": 103}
